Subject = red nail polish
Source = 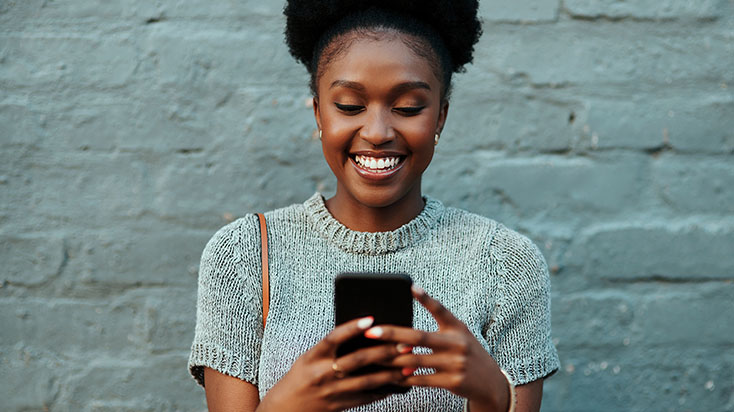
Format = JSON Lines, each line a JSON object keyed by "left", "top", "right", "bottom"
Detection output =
{"left": 402, "top": 367, "right": 416, "bottom": 376}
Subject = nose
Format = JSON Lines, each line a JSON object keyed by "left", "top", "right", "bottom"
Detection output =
{"left": 358, "top": 108, "right": 395, "bottom": 146}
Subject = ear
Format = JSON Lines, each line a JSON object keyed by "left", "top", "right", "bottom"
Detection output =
{"left": 436, "top": 100, "right": 449, "bottom": 135}
{"left": 313, "top": 96, "right": 322, "bottom": 131}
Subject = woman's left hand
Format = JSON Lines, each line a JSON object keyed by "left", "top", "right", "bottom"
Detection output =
{"left": 363, "top": 285, "right": 510, "bottom": 412}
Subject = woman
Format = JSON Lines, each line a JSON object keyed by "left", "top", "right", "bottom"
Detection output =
{"left": 188, "top": 1, "right": 560, "bottom": 411}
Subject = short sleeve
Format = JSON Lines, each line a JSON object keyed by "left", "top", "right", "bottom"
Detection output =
{"left": 485, "top": 225, "right": 560, "bottom": 385}
{"left": 188, "top": 215, "right": 264, "bottom": 387}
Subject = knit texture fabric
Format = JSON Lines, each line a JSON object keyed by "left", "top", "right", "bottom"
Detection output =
{"left": 188, "top": 193, "right": 560, "bottom": 411}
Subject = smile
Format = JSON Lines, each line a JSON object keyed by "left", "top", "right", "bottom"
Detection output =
{"left": 349, "top": 154, "right": 406, "bottom": 180}
{"left": 353, "top": 155, "right": 403, "bottom": 172}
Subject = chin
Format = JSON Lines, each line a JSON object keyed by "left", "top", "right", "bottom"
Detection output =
{"left": 350, "top": 185, "right": 414, "bottom": 209}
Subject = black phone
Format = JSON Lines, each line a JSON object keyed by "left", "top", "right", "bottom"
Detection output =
{"left": 334, "top": 272, "right": 413, "bottom": 394}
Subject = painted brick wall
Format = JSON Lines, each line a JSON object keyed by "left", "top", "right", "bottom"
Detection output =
{"left": 1, "top": 1, "right": 732, "bottom": 411}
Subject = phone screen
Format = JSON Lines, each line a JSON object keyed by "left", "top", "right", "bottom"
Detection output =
{"left": 334, "top": 272, "right": 413, "bottom": 394}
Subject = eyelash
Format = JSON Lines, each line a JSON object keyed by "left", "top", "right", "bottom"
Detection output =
{"left": 334, "top": 103, "right": 363, "bottom": 114}
{"left": 395, "top": 106, "right": 424, "bottom": 115}
{"left": 334, "top": 103, "right": 425, "bottom": 116}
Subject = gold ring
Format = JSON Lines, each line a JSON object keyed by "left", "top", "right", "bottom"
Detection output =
{"left": 332, "top": 362, "right": 345, "bottom": 379}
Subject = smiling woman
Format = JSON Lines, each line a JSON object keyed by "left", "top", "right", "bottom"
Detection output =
{"left": 187, "top": 1, "right": 560, "bottom": 412}
{"left": 315, "top": 35, "right": 446, "bottom": 229}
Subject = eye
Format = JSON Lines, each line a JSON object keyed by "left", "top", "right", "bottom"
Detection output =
{"left": 393, "top": 106, "right": 425, "bottom": 116}
{"left": 334, "top": 103, "right": 364, "bottom": 114}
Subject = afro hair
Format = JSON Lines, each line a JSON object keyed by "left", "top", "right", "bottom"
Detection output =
{"left": 283, "top": 0, "right": 482, "bottom": 97}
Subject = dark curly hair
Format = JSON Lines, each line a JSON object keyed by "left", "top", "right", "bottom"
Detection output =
{"left": 283, "top": 0, "right": 482, "bottom": 100}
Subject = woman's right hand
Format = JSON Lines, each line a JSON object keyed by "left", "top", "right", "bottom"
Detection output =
{"left": 256, "top": 316, "right": 408, "bottom": 412}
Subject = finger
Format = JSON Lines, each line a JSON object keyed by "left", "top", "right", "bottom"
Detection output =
{"left": 387, "top": 353, "right": 464, "bottom": 372}
{"left": 403, "top": 372, "right": 462, "bottom": 391}
{"left": 412, "top": 285, "right": 462, "bottom": 329}
{"left": 333, "top": 368, "right": 406, "bottom": 394}
{"left": 363, "top": 325, "right": 455, "bottom": 350}
{"left": 310, "top": 316, "right": 374, "bottom": 357}
{"left": 336, "top": 343, "right": 403, "bottom": 374}
{"left": 330, "top": 391, "right": 390, "bottom": 411}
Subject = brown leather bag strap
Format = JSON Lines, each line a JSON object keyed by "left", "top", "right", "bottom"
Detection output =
{"left": 256, "top": 213, "right": 269, "bottom": 328}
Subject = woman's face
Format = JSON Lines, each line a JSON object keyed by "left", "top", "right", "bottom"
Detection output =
{"left": 314, "top": 32, "right": 448, "bottom": 210}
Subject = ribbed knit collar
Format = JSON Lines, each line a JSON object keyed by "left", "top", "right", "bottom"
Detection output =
{"left": 304, "top": 192, "right": 444, "bottom": 255}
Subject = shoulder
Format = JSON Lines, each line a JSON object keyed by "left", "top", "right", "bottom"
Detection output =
{"left": 435, "top": 203, "right": 500, "bottom": 243}
{"left": 490, "top": 223, "right": 547, "bottom": 276}
{"left": 202, "top": 214, "right": 260, "bottom": 260}
{"left": 436, "top": 202, "right": 547, "bottom": 281}
{"left": 489, "top": 223, "right": 550, "bottom": 296}
{"left": 204, "top": 200, "right": 308, "bottom": 254}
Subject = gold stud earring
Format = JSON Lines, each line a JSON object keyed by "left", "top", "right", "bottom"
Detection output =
{"left": 434, "top": 133, "right": 440, "bottom": 145}
{"left": 319, "top": 129, "right": 322, "bottom": 140}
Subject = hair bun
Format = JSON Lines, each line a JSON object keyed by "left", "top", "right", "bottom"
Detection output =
{"left": 284, "top": 0, "right": 482, "bottom": 73}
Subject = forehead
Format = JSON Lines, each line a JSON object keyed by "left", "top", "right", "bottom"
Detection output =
{"left": 317, "top": 33, "right": 441, "bottom": 93}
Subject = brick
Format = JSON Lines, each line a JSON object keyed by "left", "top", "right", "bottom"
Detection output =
{"left": 475, "top": 21, "right": 732, "bottom": 88}
{"left": 15, "top": 90, "right": 226, "bottom": 153}
{"left": 59, "top": 356, "right": 206, "bottom": 411}
{"left": 544, "top": 347, "right": 734, "bottom": 411}
{"left": 0, "top": 235, "right": 66, "bottom": 286}
{"left": 583, "top": 99, "right": 664, "bottom": 150}
{"left": 0, "top": 102, "right": 46, "bottom": 146}
{"left": 2, "top": 84, "right": 294, "bottom": 153}
{"left": 61, "top": 230, "right": 207, "bottom": 288}
{"left": 632, "top": 283, "right": 734, "bottom": 346}
{"left": 0, "top": 34, "right": 138, "bottom": 88}
{"left": 84, "top": 401, "right": 160, "bottom": 412}
{"left": 144, "top": 23, "right": 304, "bottom": 88}
{"left": 0, "top": 298, "right": 141, "bottom": 354}
{"left": 480, "top": 0, "right": 559, "bottom": 23}
{"left": 127, "top": 289, "right": 197, "bottom": 352}
{"left": 583, "top": 93, "right": 734, "bottom": 153}
{"left": 666, "top": 95, "right": 734, "bottom": 153}
{"left": 2, "top": 150, "right": 153, "bottom": 228}
{"left": 441, "top": 86, "right": 582, "bottom": 153}
{"left": 0, "top": 349, "right": 61, "bottom": 411}
{"left": 653, "top": 155, "right": 734, "bottom": 214}
{"left": 158, "top": 0, "right": 284, "bottom": 19}
{"left": 150, "top": 145, "right": 328, "bottom": 223}
{"left": 563, "top": 0, "right": 728, "bottom": 20}
{"left": 566, "top": 221, "right": 734, "bottom": 280}
{"left": 552, "top": 293, "right": 634, "bottom": 348}
{"left": 426, "top": 153, "right": 648, "bottom": 219}
{"left": 0, "top": 0, "right": 281, "bottom": 23}
{"left": 0, "top": 0, "right": 159, "bottom": 22}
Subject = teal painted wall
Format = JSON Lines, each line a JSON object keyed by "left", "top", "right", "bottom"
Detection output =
{"left": 1, "top": 1, "right": 733, "bottom": 410}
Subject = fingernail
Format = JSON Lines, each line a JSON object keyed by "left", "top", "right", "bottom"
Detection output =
{"left": 396, "top": 344, "right": 413, "bottom": 354}
{"left": 364, "top": 326, "right": 383, "bottom": 339}
{"left": 411, "top": 285, "right": 425, "bottom": 296}
{"left": 402, "top": 367, "right": 416, "bottom": 376}
{"left": 357, "top": 316, "right": 374, "bottom": 330}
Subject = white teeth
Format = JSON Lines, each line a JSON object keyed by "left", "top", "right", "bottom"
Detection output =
{"left": 354, "top": 155, "right": 402, "bottom": 171}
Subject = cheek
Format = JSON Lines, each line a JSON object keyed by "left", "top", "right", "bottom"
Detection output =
{"left": 398, "top": 119, "right": 437, "bottom": 148}
{"left": 320, "top": 112, "right": 358, "bottom": 145}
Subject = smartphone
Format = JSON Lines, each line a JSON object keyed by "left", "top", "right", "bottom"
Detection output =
{"left": 334, "top": 272, "right": 413, "bottom": 394}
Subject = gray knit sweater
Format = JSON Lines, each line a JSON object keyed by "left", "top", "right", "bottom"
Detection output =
{"left": 189, "top": 193, "right": 559, "bottom": 411}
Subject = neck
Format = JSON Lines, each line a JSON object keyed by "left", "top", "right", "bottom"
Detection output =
{"left": 324, "top": 184, "right": 425, "bottom": 232}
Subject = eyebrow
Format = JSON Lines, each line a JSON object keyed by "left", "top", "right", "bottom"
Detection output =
{"left": 329, "top": 80, "right": 432, "bottom": 94}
